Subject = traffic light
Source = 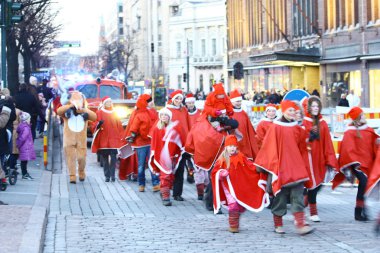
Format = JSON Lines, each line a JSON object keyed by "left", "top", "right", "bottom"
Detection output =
{"left": 6, "top": 0, "right": 23, "bottom": 25}
{"left": 183, "top": 73, "right": 187, "bottom": 82}
{"left": 151, "top": 43, "right": 154, "bottom": 52}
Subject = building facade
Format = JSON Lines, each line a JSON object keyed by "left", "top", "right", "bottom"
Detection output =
{"left": 168, "top": 0, "right": 227, "bottom": 93}
{"left": 227, "top": 0, "right": 380, "bottom": 107}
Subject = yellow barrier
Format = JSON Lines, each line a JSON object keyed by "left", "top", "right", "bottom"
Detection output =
{"left": 43, "top": 135, "right": 48, "bottom": 169}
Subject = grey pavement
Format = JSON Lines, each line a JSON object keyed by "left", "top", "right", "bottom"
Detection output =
{"left": 43, "top": 149, "right": 380, "bottom": 253}
{"left": 0, "top": 137, "right": 50, "bottom": 253}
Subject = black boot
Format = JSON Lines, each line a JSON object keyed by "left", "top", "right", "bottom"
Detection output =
{"left": 355, "top": 207, "right": 368, "bottom": 221}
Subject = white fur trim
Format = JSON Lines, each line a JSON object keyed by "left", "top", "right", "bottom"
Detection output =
{"left": 230, "top": 96, "right": 242, "bottom": 102}
{"left": 102, "top": 97, "right": 112, "bottom": 104}
{"left": 213, "top": 169, "right": 223, "bottom": 214}
{"left": 273, "top": 120, "right": 298, "bottom": 127}
{"left": 101, "top": 107, "right": 114, "bottom": 114}
{"left": 171, "top": 93, "right": 184, "bottom": 100}
{"left": 185, "top": 97, "right": 196, "bottom": 103}
{"left": 265, "top": 106, "right": 276, "bottom": 112}
{"left": 233, "top": 108, "right": 243, "bottom": 113}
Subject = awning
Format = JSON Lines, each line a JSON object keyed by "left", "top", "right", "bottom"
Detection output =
{"left": 320, "top": 57, "right": 358, "bottom": 64}
{"left": 360, "top": 55, "right": 380, "bottom": 60}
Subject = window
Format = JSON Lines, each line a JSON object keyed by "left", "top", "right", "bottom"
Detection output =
{"left": 119, "top": 17, "right": 123, "bottom": 25}
{"left": 201, "top": 39, "right": 206, "bottom": 56}
{"left": 119, "top": 28, "right": 124, "bottom": 35}
{"left": 76, "top": 84, "right": 97, "bottom": 99}
{"left": 177, "top": 75, "right": 182, "bottom": 89}
{"left": 118, "top": 5, "right": 123, "bottom": 13}
{"left": 325, "top": 0, "right": 359, "bottom": 30}
{"left": 209, "top": 74, "right": 215, "bottom": 86}
{"left": 158, "top": 34, "right": 162, "bottom": 41}
{"left": 176, "top": 41, "right": 181, "bottom": 58}
{"left": 100, "top": 85, "right": 121, "bottom": 99}
{"left": 159, "top": 55, "right": 163, "bottom": 68}
{"left": 188, "top": 40, "right": 193, "bottom": 56}
{"left": 137, "top": 16, "right": 141, "bottom": 30}
{"left": 212, "top": 38, "right": 217, "bottom": 56}
{"left": 293, "top": 0, "right": 318, "bottom": 37}
{"left": 171, "top": 6, "right": 179, "bottom": 16}
{"left": 199, "top": 74, "right": 204, "bottom": 91}
{"left": 367, "top": 0, "right": 380, "bottom": 23}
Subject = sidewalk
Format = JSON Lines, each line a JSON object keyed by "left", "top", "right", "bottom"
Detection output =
{"left": 0, "top": 137, "right": 51, "bottom": 253}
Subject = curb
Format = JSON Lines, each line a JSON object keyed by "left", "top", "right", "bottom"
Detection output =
{"left": 18, "top": 118, "right": 58, "bottom": 253}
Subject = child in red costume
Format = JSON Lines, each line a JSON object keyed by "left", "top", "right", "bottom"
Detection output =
{"left": 149, "top": 108, "right": 185, "bottom": 206}
{"left": 255, "top": 104, "right": 277, "bottom": 149}
{"left": 211, "top": 135, "right": 268, "bottom": 233}
{"left": 229, "top": 89, "right": 258, "bottom": 160}
{"left": 204, "top": 83, "right": 237, "bottom": 132}
{"left": 302, "top": 96, "right": 338, "bottom": 222}
{"left": 91, "top": 96, "right": 126, "bottom": 182}
{"left": 254, "top": 100, "right": 314, "bottom": 235}
{"left": 332, "top": 106, "right": 378, "bottom": 221}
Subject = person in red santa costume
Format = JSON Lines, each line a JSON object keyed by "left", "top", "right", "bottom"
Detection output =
{"left": 302, "top": 96, "right": 338, "bottom": 222}
{"left": 332, "top": 106, "right": 379, "bottom": 221}
{"left": 149, "top": 108, "right": 185, "bottom": 206}
{"left": 229, "top": 89, "right": 258, "bottom": 160}
{"left": 166, "top": 90, "right": 191, "bottom": 201}
{"left": 254, "top": 100, "right": 314, "bottom": 235}
{"left": 186, "top": 88, "right": 238, "bottom": 208}
{"left": 119, "top": 94, "right": 156, "bottom": 181}
{"left": 91, "top": 96, "right": 126, "bottom": 182}
{"left": 203, "top": 83, "right": 236, "bottom": 132}
{"left": 184, "top": 93, "right": 201, "bottom": 184}
{"left": 124, "top": 95, "right": 160, "bottom": 192}
{"left": 255, "top": 104, "right": 277, "bottom": 149}
{"left": 211, "top": 135, "right": 269, "bottom": 233}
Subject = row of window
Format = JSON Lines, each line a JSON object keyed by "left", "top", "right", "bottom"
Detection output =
{"left": 228, "top": 0, "right": 380, "bottom": 49}
{"left": 176, "top": 39, "right": 222, "bottom": 58}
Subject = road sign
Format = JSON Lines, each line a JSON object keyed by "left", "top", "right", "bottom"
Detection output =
{"left": 283, "top": 89, "right": 310, "bottom": 102}
{"left": 54, "top": 41, "right": 81, "bottom": 48}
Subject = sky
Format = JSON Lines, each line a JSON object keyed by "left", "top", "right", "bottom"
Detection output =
{"left": 53, "top": 0, "right": 108, "bottom": 55}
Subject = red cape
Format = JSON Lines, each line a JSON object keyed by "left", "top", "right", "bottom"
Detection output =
{"left": 148, "top": 121, "right": 184, "bottom": 175}
{"left": 211, "top": 152, "right": 269, "bottom": 213}
{"left": 332, "top": 124, "right": 378, "bottom": 189}
{"left": 232, "top": 108, "right": 258, "bottom": 160}
{"left": 167, "top": 105, "right": 190, "bottom": 146}
{"left": 303, "top": 117, "right": 338, "bottom": 189}
{"left": 188, "top": 109, "right": 202, "bottom": 129}
{"left": 256, "top": 118, "right": 273, "bottom": 150}
{"left": 254, "top": 120, "right": 310, "bottom": 196}
{"left": 91, "top": 108, "right": 126, "bottom": 153}
{"left": 185, "top": 117, "right": 226, "bottom": 171}
{"left": 366, "top": 147, "right": 380, "bottom": 198}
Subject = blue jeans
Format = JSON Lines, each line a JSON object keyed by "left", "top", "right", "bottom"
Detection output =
{"left": 135, "top": 146, "right": 159, "bottom": 186}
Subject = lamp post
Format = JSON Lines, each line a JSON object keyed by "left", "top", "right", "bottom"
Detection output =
{"left": 186, "top": 39, "right": 189, "bottom": 92}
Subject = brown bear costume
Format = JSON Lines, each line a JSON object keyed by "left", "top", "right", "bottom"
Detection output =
{"left": 57, "top": 91, "right": 96, "bottom": 183}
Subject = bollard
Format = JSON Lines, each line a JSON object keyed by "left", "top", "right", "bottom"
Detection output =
{"left": 43, "top": 134, "right": 48, "bottom": 169}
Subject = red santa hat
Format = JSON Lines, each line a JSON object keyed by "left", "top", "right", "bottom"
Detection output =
{"left": 229, "top": 89, "right": 242, "bottom": 103}
{"left": 213, "top": 83, "right": 226, "bottom": 95}
{"left": 185, "top": 93, "right": 196, "bottom": 103}
{"left": 136, "top": 97, "right": 148, "bottom": 109}
{"left": 348, "top": 106, "right": 363, "bottom": 120}
{"left": 159, "top": 107, "right": 172, "bottom": 120}
{"left": 265, "top": 103, "right": 277, "bottom": 112}
{"left": 170, "top": 90, "right": 184, "bottom": 100}
{"left": 102, "top": 96, "right": 112, "bottom": 104}
{"left": 140, "top": 93, "right": 152, "bottom": 103}
{"left": 225, "top": 135, "right": 238, "bottom": 147}
{"left": 281, "top": 100, "right": 297, "bottom": 113}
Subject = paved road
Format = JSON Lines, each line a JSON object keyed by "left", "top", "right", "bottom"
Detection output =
{"left": 43, "top": 150, "right": 380, "bottom": 253}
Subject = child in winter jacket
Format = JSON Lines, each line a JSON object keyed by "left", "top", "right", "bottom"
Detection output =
{"left": 16, "top": 112, "right": 35, "bottom": 180}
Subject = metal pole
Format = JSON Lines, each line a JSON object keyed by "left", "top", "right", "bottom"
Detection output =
{"left": 1, "top": 0, "right": 6, "bottom": 88}
{"left": 186, "top": 39, "right": 189, "bottom": 92}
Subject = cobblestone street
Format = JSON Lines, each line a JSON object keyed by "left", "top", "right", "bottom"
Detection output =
{"left": 42, "top": 151, "right": 380, "bottom": 253}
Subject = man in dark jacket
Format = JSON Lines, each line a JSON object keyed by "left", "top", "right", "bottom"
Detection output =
{"left": 338, "top": 93, "right": 349, "bottom": 107}
{"left": 0, "top": 97, "right": 11, "bottom": 205}
{"left": 14, "top": 83, "right": 44, "bottom": 140}
{"left": 37, "top": 79, "right": 54, "bottom": 102}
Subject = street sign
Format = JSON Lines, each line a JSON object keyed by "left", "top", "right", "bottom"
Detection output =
{"left": 54, "top": 41, "right": 81, "bottom": 48}
{"left": 283, "top": 89, "right": 310, "bottom": 102}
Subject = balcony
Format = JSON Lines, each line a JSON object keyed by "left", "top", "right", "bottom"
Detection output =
{"left": 192, "top": 56, "right": 223, "bottom": 68}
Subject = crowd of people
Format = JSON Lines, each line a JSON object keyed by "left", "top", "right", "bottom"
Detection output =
{"left": 0, "top": 77, "right": 54, "bottom": 205}
{"left": 71, "top": 82, "right": 380, "bottom": 235}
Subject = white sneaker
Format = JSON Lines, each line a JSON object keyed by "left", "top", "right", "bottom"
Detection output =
{"left": 309, "top": 215, "right": 321, "bottom": 222}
